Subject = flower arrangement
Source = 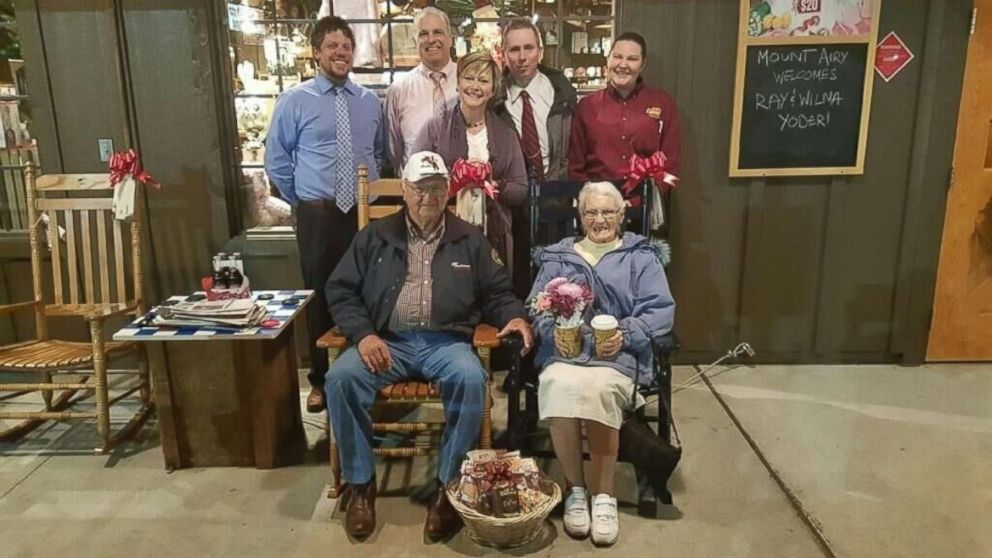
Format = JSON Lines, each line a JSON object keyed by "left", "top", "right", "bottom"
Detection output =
{"left": 529, "top": 277, "right": 593, "bottom": 328}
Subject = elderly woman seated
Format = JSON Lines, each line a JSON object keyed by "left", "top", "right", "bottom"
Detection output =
{"left": 527, "top": 181, "right": 675, "bottom": 547}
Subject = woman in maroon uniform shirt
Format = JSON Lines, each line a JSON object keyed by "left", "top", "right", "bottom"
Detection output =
{"left": 568, "top": 32, "right": 681, "bottom": 184}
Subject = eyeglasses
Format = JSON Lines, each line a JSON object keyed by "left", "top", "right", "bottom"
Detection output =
{"left": 581, "top": 208, "right": 623, "bottom": 220}
{"left": 408, "top": 185, "right": 448, "bottom": 198}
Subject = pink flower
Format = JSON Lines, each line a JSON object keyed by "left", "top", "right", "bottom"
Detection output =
{"left": 532, "top": 277, "right": 593, "bottom": 324}
{"left": 545, "top": 277, "right": 568, "bottom": 292}
{"left": 555, "top": 283, "right": 584, "bottom": 299}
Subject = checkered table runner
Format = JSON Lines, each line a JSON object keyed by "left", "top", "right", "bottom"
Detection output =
{"left": 113, "top": 290, "right": 313, "bottom": 342}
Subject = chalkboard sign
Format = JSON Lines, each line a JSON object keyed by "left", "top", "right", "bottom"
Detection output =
{"left": 729, "top": 1, "right": 881, "bottom": 177}
{"left": 739, "top": 43, "right": 867, "bottom": 170}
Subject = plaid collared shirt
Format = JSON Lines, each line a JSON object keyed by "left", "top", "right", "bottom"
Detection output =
{"left": 389, "top": 215, "right": 445, "bottom": 332}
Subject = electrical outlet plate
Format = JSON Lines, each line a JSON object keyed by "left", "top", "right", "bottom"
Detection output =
{"left": 98, "top": 139, "right": 114, "bottom": 162}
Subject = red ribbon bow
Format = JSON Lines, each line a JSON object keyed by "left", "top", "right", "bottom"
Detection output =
{"left": 109, "top": 149, "right": 159, "bottom": 189}
{"left": 450, "top": 159, "right": 499, "bottom": 200}
{"left": 623, "top": 151, "right": 678, "bottom": 195}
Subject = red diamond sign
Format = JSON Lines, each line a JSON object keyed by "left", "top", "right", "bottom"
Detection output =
{"left": 875, "top": 31, "right": 914, "bottom": 82}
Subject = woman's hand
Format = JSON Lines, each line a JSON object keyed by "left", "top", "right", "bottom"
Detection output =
{"left": 553, "top": 328, "right": 581, "bottom": 357}
{"left": 595, "top": 330, "right": 623, "bottom": 359}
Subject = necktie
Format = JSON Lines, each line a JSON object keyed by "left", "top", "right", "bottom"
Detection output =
{"left": 519, "top": 90, "right": 544, "bottom": 183}
{"left": 428, "top": 71, "right": 446, "bottom": 146}
{"left": 334, "top": 86, "right": 355, "bottom": 213}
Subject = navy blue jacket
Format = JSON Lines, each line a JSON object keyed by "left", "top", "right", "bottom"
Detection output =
{"left": 327, "top": 211, "right": 527, "bottom": 344}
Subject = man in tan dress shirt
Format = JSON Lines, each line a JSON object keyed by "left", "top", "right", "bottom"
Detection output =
{"left": 385, "top": 7, "right": 459, "bottom": 170}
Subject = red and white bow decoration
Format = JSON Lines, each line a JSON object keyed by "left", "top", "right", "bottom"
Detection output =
{"left": 623, "top": 151, "right": 678, "bottom": 195}
{"left": 450, "top": 159, "right": 499, "bottom": 200}
{"left": 109, "top": 149, "right": 159, "bottom": 189}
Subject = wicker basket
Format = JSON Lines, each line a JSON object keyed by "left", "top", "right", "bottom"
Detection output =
{"left": 446, "top": 477, "right": 562, "bottom": 548}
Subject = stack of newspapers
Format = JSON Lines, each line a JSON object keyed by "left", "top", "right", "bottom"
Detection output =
{"left": 152, "top": 298, "right": 266, "bottom": 329}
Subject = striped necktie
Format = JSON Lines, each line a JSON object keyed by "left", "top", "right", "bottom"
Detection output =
{"left": 428, "top": 71, "right": 446, "bottom": 146}
{"left": 334, "top": 86, "right": 355, "bottom": 213}
{"left": 519, "top": 90, "right": 545, "bottom": 183}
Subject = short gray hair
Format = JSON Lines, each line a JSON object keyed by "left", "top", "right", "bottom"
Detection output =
{"left": 414, "top": 7, "right": 451, "bottom": 36}
{"left": 501, "top": 16, "right": 543, "bottom": 48}
{"left": 578, "top": 181, "right": 624, "bottom": 212}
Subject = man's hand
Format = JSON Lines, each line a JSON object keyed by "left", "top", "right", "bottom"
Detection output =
{"left": 498, "top": 317, "right": 534, "bottom": 355}
{"left": 357, "top": 334, "right": 393, "bottom": 374}
{"left": 595, "top": 330, "right": 623, "bottom": 359}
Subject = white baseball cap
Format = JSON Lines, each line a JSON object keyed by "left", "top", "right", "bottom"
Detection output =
{"left": 403, "top": 151, "right": 449, "bottom": 183}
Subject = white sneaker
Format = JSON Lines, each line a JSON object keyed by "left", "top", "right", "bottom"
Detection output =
{"left": 562, "top": 486, "right": 590, "bottom": 538}
{"left": 590, "top": 494, "right": 619, "bottom": 546}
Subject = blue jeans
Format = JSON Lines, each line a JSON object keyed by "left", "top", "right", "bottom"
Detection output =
{"left": 324, "top": 331, "right": 487, "bottom": 485}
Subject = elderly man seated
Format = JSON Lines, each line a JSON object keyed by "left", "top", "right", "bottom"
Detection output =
{"left": 324, "top": 151, "right": 534, "bottom": 541}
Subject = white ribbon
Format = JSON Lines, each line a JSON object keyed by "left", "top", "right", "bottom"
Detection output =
{"left": 112, "top": 176, "right": 136, "bottom": 221}
{"left": 456, "top": 188, "right": 487, "bottom": 233}
{"left": 649, "top": 185, "right": 666, "bottom": 230}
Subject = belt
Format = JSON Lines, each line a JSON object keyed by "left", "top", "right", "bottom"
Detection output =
{"left": 299, "top": 198, "right": 337, "bottom": 208}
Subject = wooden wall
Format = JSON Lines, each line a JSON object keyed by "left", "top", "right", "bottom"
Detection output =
{"left": 619, "top": 0, "right": 971, "bottom": 364}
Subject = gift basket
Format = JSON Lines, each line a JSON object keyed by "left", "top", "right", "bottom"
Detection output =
{"left": 446, "top": 450, "right": 561, "bottom": 548}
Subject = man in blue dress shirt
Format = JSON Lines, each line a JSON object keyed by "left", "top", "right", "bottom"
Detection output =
{"left": 265, "top": 16, "right": 386, "bottom": 412}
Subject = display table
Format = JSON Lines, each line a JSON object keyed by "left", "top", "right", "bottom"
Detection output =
{"left": 113, "top": 290, "right": 313, "bottom": 470}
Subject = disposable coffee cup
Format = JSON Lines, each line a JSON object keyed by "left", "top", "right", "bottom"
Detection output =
{"left": 591, "top": 314, "right": 619, "bottom": 348}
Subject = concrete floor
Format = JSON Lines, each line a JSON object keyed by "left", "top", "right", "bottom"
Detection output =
{"left": 1, "top": 364, "right": 990, "bottom": 557}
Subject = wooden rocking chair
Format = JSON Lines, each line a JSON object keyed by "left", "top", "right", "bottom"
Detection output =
{"left": 0, "top": 165, "right": 152, "bottom": 452}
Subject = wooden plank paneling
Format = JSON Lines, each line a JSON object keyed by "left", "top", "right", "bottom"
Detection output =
{"left": 36, "top": 0, "right": 128, "bottom": 173}
{"left": 628, "top": 0, "right": 750, "bottom": 358}
{"left": 914, "top": 0, "right": 977, "bottom": 361}
{"left": 122, "top": 0, "right": 233, "bottom": 298}
{"left": 739, "top": 177, "right": 831, "bottom": 354}
{"left": 815, "top": 3, "right": 929, "bottom": 355}
{"left": 622, "top": 0, "right": 968, "bottom": 362}
{"left": 12, "top": 0, "right": 64, "bottom": 174}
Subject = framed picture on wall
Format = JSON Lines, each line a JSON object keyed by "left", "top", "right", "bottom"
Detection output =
{"left": 747, "top": 0, "right": 873, "bottom": 38}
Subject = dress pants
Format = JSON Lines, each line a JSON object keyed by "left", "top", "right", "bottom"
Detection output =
{"left": 296, "top": 200, "right": 357, "bottom": 390}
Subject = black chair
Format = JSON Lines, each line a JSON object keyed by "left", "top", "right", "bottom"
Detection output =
{"left": 506, "top": 177, "right": 680, "bottom": 516}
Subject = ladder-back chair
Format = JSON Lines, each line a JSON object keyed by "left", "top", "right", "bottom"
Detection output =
{"left": 0, "top": 165, "right": 152, "bottom": 451}
{"left": 317, "top": 164, "right": 520, "bottom": 498}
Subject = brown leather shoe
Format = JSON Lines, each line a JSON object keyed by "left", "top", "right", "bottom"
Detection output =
{"left": 424, "top": 486, "right": 462, "bottom": 542}
{"left": 344, "top": 479, "right": 376, "bottom": 539}
{"left": 306, "top": 387, "right": 325, "bottom": 413}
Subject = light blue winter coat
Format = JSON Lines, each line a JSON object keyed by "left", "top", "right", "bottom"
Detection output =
{"left": 527, "top": 233, "right": 675, "bottom": 385}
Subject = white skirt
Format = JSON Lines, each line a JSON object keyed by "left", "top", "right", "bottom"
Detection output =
{"left": 538, "top": 362, "right": 646, "bottom": 430}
